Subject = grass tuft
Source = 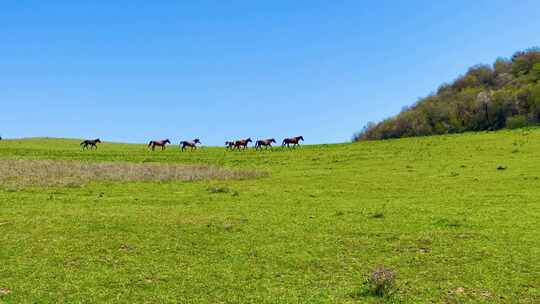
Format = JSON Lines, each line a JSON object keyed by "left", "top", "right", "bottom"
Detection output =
{"left": 365, "top": 266, "right": 397, "bottom": 297}
{"left": 207, "top": 186, "right": 230, "bottom": 194}
{"left": 371, "top": 211, "right": 385, "bottom": 219}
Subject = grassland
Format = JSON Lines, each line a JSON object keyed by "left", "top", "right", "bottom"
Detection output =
{"left": 0, "top": 131, "right": 539, "bottom": 303}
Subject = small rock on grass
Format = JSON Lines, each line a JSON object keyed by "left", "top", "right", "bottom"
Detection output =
{"left": 0, "top": 288, "right": 12, "bottom": 295}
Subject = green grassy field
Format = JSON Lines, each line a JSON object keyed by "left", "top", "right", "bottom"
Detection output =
{"left": 1, "top": 130, "right": 539, "bottom": 303}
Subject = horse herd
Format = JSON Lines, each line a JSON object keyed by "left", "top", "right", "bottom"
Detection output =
{"left": 80, "top": 136, "right": 304, "bottom": 151}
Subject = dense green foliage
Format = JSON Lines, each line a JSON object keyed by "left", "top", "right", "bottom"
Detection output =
{"left": 1, "top": 132, "right": 539, "bottom": 303}
{"left": 354, "top": 48, "right": 540, "bottom": 141}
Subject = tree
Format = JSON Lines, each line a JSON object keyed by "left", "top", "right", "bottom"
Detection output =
{"left": 354, "top": 48, "right": 540, "bottom": 141}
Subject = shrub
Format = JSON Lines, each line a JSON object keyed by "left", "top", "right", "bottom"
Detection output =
{"left": 365, "top": 266, "right": 396, "bottom": 297}
{"left": 506, "top": 115, "right": 528, "bottom": 129}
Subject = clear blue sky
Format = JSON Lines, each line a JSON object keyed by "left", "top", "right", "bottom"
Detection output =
{"left": 2, "top": 1, "right": 540, "bottom": 145}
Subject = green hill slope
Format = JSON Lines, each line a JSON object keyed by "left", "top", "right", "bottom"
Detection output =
{"left": 1, "top": 131, "right": 539, "bottom": 303}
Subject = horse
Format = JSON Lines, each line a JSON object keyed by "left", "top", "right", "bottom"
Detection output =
{"left": 255, "top": 138, "right": 276, "bottom": 150}
{"left": 180, "top": 138, "right": 201, "bottom": 151}
{"left": 148, "top": 139, "right": 171, "bottom": 151}
{"left": 282, "top": 136, "right": 304, "bottom": 148}
{"left": 225, "top": 141, "right": 235, "bottom": 149}
{"left": 80, "top": 138, "right": 101, "bottom": 150}
{"left": 233, "top": 138, "right": 252, "bottom": 150}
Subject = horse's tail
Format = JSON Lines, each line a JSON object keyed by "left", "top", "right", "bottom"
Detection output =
{"left": 147, "top": 141, "right": 153, "bottom": 147}
{"left": 80, "top": 141, "right": 85, "bottom": 146}
{"left": 282, "top": 139, "right": 287, "bottom": 146}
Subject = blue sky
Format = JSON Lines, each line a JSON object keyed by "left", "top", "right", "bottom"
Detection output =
{"left": 2, "top": 0, "right": 540, "bottom": 145}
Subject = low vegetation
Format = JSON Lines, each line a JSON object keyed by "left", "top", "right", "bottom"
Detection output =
{"left": 365, "top": 266, "right": 397, "bottom": 297}
{"left": 1, "top": 133, "right": 539, "bottom": 303}
{"left": 0, "top": 159, "right": 264, "bottom": 188}
{"left": 355, "top": 48, "right": 540, "bottom": 141}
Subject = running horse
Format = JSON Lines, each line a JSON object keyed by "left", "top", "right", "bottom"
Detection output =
{"left": 80, "top": 138, "right": 102, "bottom": 150}
{"left": 255, "top": 138, "right": 276, "bottom": 150}
{"left": 233, "top": 138, "right": 252, "bottom": 150}
{"left": 148, "top": 139, "right": 171, "bottom": 151}
{"left": 282, "top": 136, "right": 304, "bottom": 148}
{"left": 179, "top": 138, "right": 201, "bottom": 151}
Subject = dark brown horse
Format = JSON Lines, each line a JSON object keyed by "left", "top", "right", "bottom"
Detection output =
{"left": 255, "top": 138, "right": 276, "bottom": 150}
{"left": 180, "top": 138, "right": 201, "bottom": 151}
{"left": 148, "top": 139, "right": 171, "bottom": 151}
{"left": 282, "top": 136, "right": 304, "bottom": 148}
{"left": 233, "top": 138, "right": 252, "bottom": 150}
{"left": 225, "top": 141, "right": 235, "bottom": 149}
{"left": 81, "top": 138, "right": 101, "bottom": 150}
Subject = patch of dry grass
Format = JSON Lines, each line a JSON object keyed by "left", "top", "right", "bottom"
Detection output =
{"left": 0, "top": 159, "right": 265, "bottom": 187}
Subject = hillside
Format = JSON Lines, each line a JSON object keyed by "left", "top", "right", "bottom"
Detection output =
{"left": 354, "top": 48, "right": 540, "bottom": 141}
{"left": 1, "top": 132, "right": 540, "bottom": 303}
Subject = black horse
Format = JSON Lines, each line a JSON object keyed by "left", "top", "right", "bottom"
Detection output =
{"left": 282, "top": 136, "right": 304, "bottom": 148}
{"left": 81, "top": 138, "right": 102, "bottom": 150}
{"left": 180, "top": 139, "right": 201, "bottom": 151}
